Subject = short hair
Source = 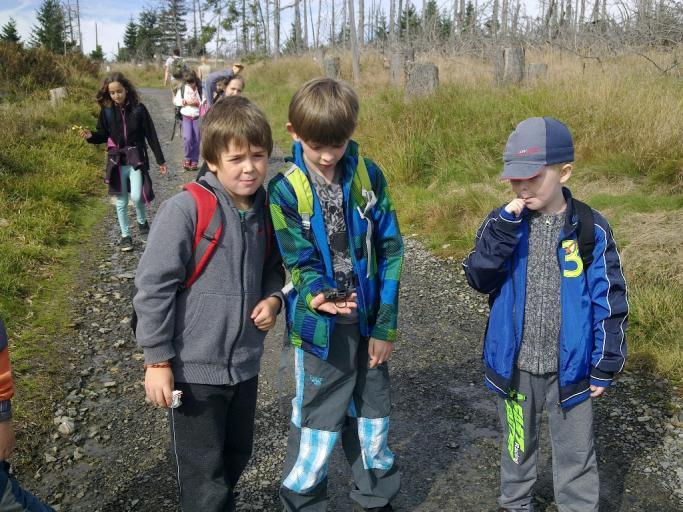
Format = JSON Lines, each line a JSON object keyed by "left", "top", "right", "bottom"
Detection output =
{"left": 288, "top": 78, "right": 359, "bottom": 145}
{"left": 201, "top": 96, "right": 273, "bottom": 164}
{"left": 184, "top": 70, "right": 199, "bottom": 85}
{"left": 173, "top": 48, "right": 180, "bottom": 56}
{"left": 227, "top": 75, "right": 245, "bottom": 90}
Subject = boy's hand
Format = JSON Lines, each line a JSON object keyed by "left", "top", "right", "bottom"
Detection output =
{"left": 0, "top": 420, "right": 16, "bottom": 461}
{"left": 159, "top": 163, "right": 168, "bottom": 176}
{"left": 251, "top": 296, "right": 281, "bottom": 331}
{"left": 590, "top": 385, "right": 606, "bottom": 398}
{"left": 504, "top": 198, "right": 526, "bottom": 217}
{"left": 310, "top": 292, "right": 357, "bottom": 315}
{"left": 78, "top": 129, "right": 92, "bottom": 140}
{"left": 145, "top": 366, "right": 174, "bottom": 408}
{"left": 368, "top": 338, "right": 394, "bottom": 368}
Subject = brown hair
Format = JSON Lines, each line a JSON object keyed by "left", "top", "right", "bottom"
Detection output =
{"left": 288, "top": 77, "right": 359, "bottom": 145}
{"left": 96, "top": 72, "right": 140, "bottom": 108}
{"left": 184, "top": 70, "right": 199, "bottom": 85}
{"left": 201, "top": 96, "right": 273, "bottom": 164}
{"left": 227, "top": 75, "right": 245, "bottom": 90}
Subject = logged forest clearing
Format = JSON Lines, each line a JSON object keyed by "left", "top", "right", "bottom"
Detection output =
{"left": 0, "top": 33, "right": 682, "bottom": 509}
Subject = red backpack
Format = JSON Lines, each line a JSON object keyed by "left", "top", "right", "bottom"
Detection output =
{"left": 131, "top": 179, "right": 273, "bottom": 334}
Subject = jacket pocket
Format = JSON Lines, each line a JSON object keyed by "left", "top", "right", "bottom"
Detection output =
{"left": 173, "top": 292, "right": 241, "bottom": 364}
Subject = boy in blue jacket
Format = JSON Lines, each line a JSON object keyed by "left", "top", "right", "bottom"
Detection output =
{"left": 463, "top": 117, "right": 628, "bottom": 512}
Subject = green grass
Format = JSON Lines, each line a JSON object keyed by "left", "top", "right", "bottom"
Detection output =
{"left": 0, "top": 87, "right": 108, "bottom": 445}
{"left": 248, "top": 53, "right": 683, "bottom": 383}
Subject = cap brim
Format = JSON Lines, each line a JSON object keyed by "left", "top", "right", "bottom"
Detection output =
{"left": 500, "top": 162, "right": 545, "bottom": 180}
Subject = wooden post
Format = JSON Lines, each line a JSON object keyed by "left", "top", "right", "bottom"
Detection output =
{"left": 49, "top": 87, "right": 68, "bottom": 107}
{"left": 323, "top": 57, "right": 341, "bottom": 79}
{"left": 405, "top": 62, "right": 439, "bottom": 97}
{"left": 494, "top": 47, "right": 525, "bottom": 85}
{"left": 390, "top": 48, "right": 415, "bottom": 86}
{"left": 527, "top": 62, "right": 548, "bottom": 80}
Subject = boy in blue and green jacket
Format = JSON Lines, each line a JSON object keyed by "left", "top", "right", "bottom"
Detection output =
{"left": 463, "top": 117, "right": 629, "bottom": 511}
{"left": 268, "top": 78, "right": 403, "bottom": 512}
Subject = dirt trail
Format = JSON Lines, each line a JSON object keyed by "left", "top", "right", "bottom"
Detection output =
{"left": 16, "top": 87, "right": 683, "bottom": 511}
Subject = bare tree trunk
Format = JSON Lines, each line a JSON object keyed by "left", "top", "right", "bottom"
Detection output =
{"left": 501, "top": 0, "right": 509, "bottom": 36}
{"left": 265, "top": 0, "right": 271, "bottom": 53}
{"left": 241, "top": 0, "right": 247, "bottom": 53}
{"left": 295, "top": 0, "right": 302, "bottom": 51}
{"left": 492, "top": 0, "right": 499, "bottom": 36}
{"left": 274, "top": 0, "right": 280, "bottom": 57}
{"left": 397, "top": 0, "right": 403, "bottom": 42}
{"left": 192, "top": 0, "right": 198, "bottom": 55}
{"left": 591, "top": 0, "right": 600, "bottom": 22}
{"left": 511, "top": 0, "right": 520, "bottom": 35}
{"left": 390, "top": 0, "right": 396, "bottom": 43}
{"left": 303, "top": 0, "right": 309, "bottom": 49}
{"left": 359, "top": 0, "right": 365, "bottom": 46}
{"left": 341, "top": 0, "right": 347, "bottom": 48}
{"left": 348, "top": 0, "right": 361, "bottom": 82}
{"left": 331, "top": 0, "right": 336, "bottom": 47}
{"left": 316, "top": 0, "right": 322, "bottom": 47}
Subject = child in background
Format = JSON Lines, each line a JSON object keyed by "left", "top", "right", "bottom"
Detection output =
{"left": 463, "top": 117, "right": 628, "bottom": 512}
{"left": 80, "top": 72, "right": 167, "bottom": 252}
{"left": 223, "top": 76, "right": 245, "bottom": 97}
{"left": 174, "top": 71, "right": 205, "bottom": 171}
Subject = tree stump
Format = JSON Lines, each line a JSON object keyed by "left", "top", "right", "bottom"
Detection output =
{"left": 494, "top": 47, "right": 525, "bottom": 86}
{"left": 49, "top": 87, "right": 68, "bottom": 107}
{"left": 323, "top": 57, "right": 341, "bottom": 79}
{"left": 405, "top": 63, "right": 439, "bottom": 98}
{"left": 390, "top": 48, "right": 415, "bottom": 86}
{"left": 527, "top": 62, "right": 548, "bottom": 80}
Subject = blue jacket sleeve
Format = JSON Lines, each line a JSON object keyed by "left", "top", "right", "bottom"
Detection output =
{"left": 587, "top": 212, "right": 628, "bottom": 387}
{"left": 462, "top": 207, "right": 522, "bottom": 294}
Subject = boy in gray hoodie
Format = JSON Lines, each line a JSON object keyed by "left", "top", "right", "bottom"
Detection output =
{"left": 133, "top": 96, "right": 285, "bottom": 512}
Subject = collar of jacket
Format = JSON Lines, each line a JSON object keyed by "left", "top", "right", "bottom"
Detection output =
{"left": 202, "top": 170, "right": 266, "bottom": 215}
{"left": 288, "top": 139, "right": 361, "bottom": 185}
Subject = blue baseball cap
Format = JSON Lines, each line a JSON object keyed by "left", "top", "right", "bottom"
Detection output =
{"left": 501, "top": 117, "right": 574, "bottom": 180}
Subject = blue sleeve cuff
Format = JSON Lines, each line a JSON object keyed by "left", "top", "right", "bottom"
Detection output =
{"left": 499, "top": 209, "right": 520, "bottom": 222}
{"left": 589, "top": 367, "right": 613, "bottom": 388}
{"left": 0, "top": 400, "right": 12, "bottom": 422}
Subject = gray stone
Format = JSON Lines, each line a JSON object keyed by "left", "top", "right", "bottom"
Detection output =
{"left": 323, "top": 57, "right": 340, "bottom": 79}
{"left": 405, "top": 62, "right": 439, "bottom": 97}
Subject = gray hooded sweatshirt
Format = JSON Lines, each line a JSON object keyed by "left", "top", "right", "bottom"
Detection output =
{"left": 133, "top": 171, "right": 285, "bottom": 385}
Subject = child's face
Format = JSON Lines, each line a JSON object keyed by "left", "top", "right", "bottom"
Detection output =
{"left": 207, "top": 141, "right": 268, "bottom": 205}
{"left": 509, "top": 164, "right": 572, "bottom": 214}
{"left": 287, "top": 124, "right": 348, "bottom": 177}
{"left": 225, "top": 79, "right": 243, "bottom": 96}
{"left": 108, "top": 81, "right": 127, "bottom": 105}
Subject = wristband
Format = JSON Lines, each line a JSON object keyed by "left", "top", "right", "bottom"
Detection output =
{"left": 143, "top": 362, "right": 171, "bottom": 370}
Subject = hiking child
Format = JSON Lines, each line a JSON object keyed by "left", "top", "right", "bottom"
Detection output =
{"left": 79, "top": 72, "right": 167, "bottom": 252}
{"left": 0, "top": 318, "right": 56, "bottom": 511}
{"left": 133, "top": 96, "right": 285, "bottom": 512}
{"left": 205, "top": 62, "right": 244, "bottom": 107}
{"left": 269, "top": 77, "right": 404, "bottom": 512}
{"left": 462, "top": 117, "right": 629, "bottom": 512}
{"left": 164, "top": 48, "right": 188, "bottom": 93}
{"left": 223, "top": 76, "right": 245, "bottom": 97}
{"left": 173, "top": 70, "right": 205, "bottom": 171}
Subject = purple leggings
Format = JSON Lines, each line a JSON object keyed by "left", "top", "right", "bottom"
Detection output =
{"left": 182, "top": 115, "right": 201, "bottom": 163}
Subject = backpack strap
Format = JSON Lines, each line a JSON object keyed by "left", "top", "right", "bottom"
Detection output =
{"left": 283, "top": 164, "right": 314, "bottom": 233}
{"left": 182, "top": 180, "right": 223, "bottom": 288}
{"left": 573, "top": 199, "right": 596, "bottom": 269}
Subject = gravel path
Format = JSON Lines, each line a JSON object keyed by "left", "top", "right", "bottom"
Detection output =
{"left": 15, "top": 88, "right": 683, "bottom": 511}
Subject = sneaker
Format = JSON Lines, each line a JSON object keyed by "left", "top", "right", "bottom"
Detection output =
{"left": 182, "top": 159, "right": 192, "bottom": 170}
{"left": 138, "top": 221, "right": 150, "bottom": 235}
{"left": 120, "top": 236, "right": 133, "bottom": 252}
{"left": 353, "top": 504, "right": 393, "bottom": 512}
{"left": 190, "top": 162, "right": 199, "bottom": 171}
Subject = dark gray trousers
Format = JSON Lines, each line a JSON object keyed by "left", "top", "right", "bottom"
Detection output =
{"left": 169, "top": 377, "right": 258, "bottom": 512}
{"left": 280, "top": 323, "right": 400, "bottom": 511}
{"left": 498, "top": 370, "right": 599, "bottom": 512}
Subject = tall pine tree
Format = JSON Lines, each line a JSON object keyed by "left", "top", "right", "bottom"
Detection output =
{"left": 136, "top": 8, "right": 162, "bottom": 59}
{"left": 31, "top": 0, "right": 67, "bottom": 53}
{"left": 0, "top": 18, "right": 21, "bottom": 44}
{"left": 159, "top": 0, "right": 188, "bottom": 53}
